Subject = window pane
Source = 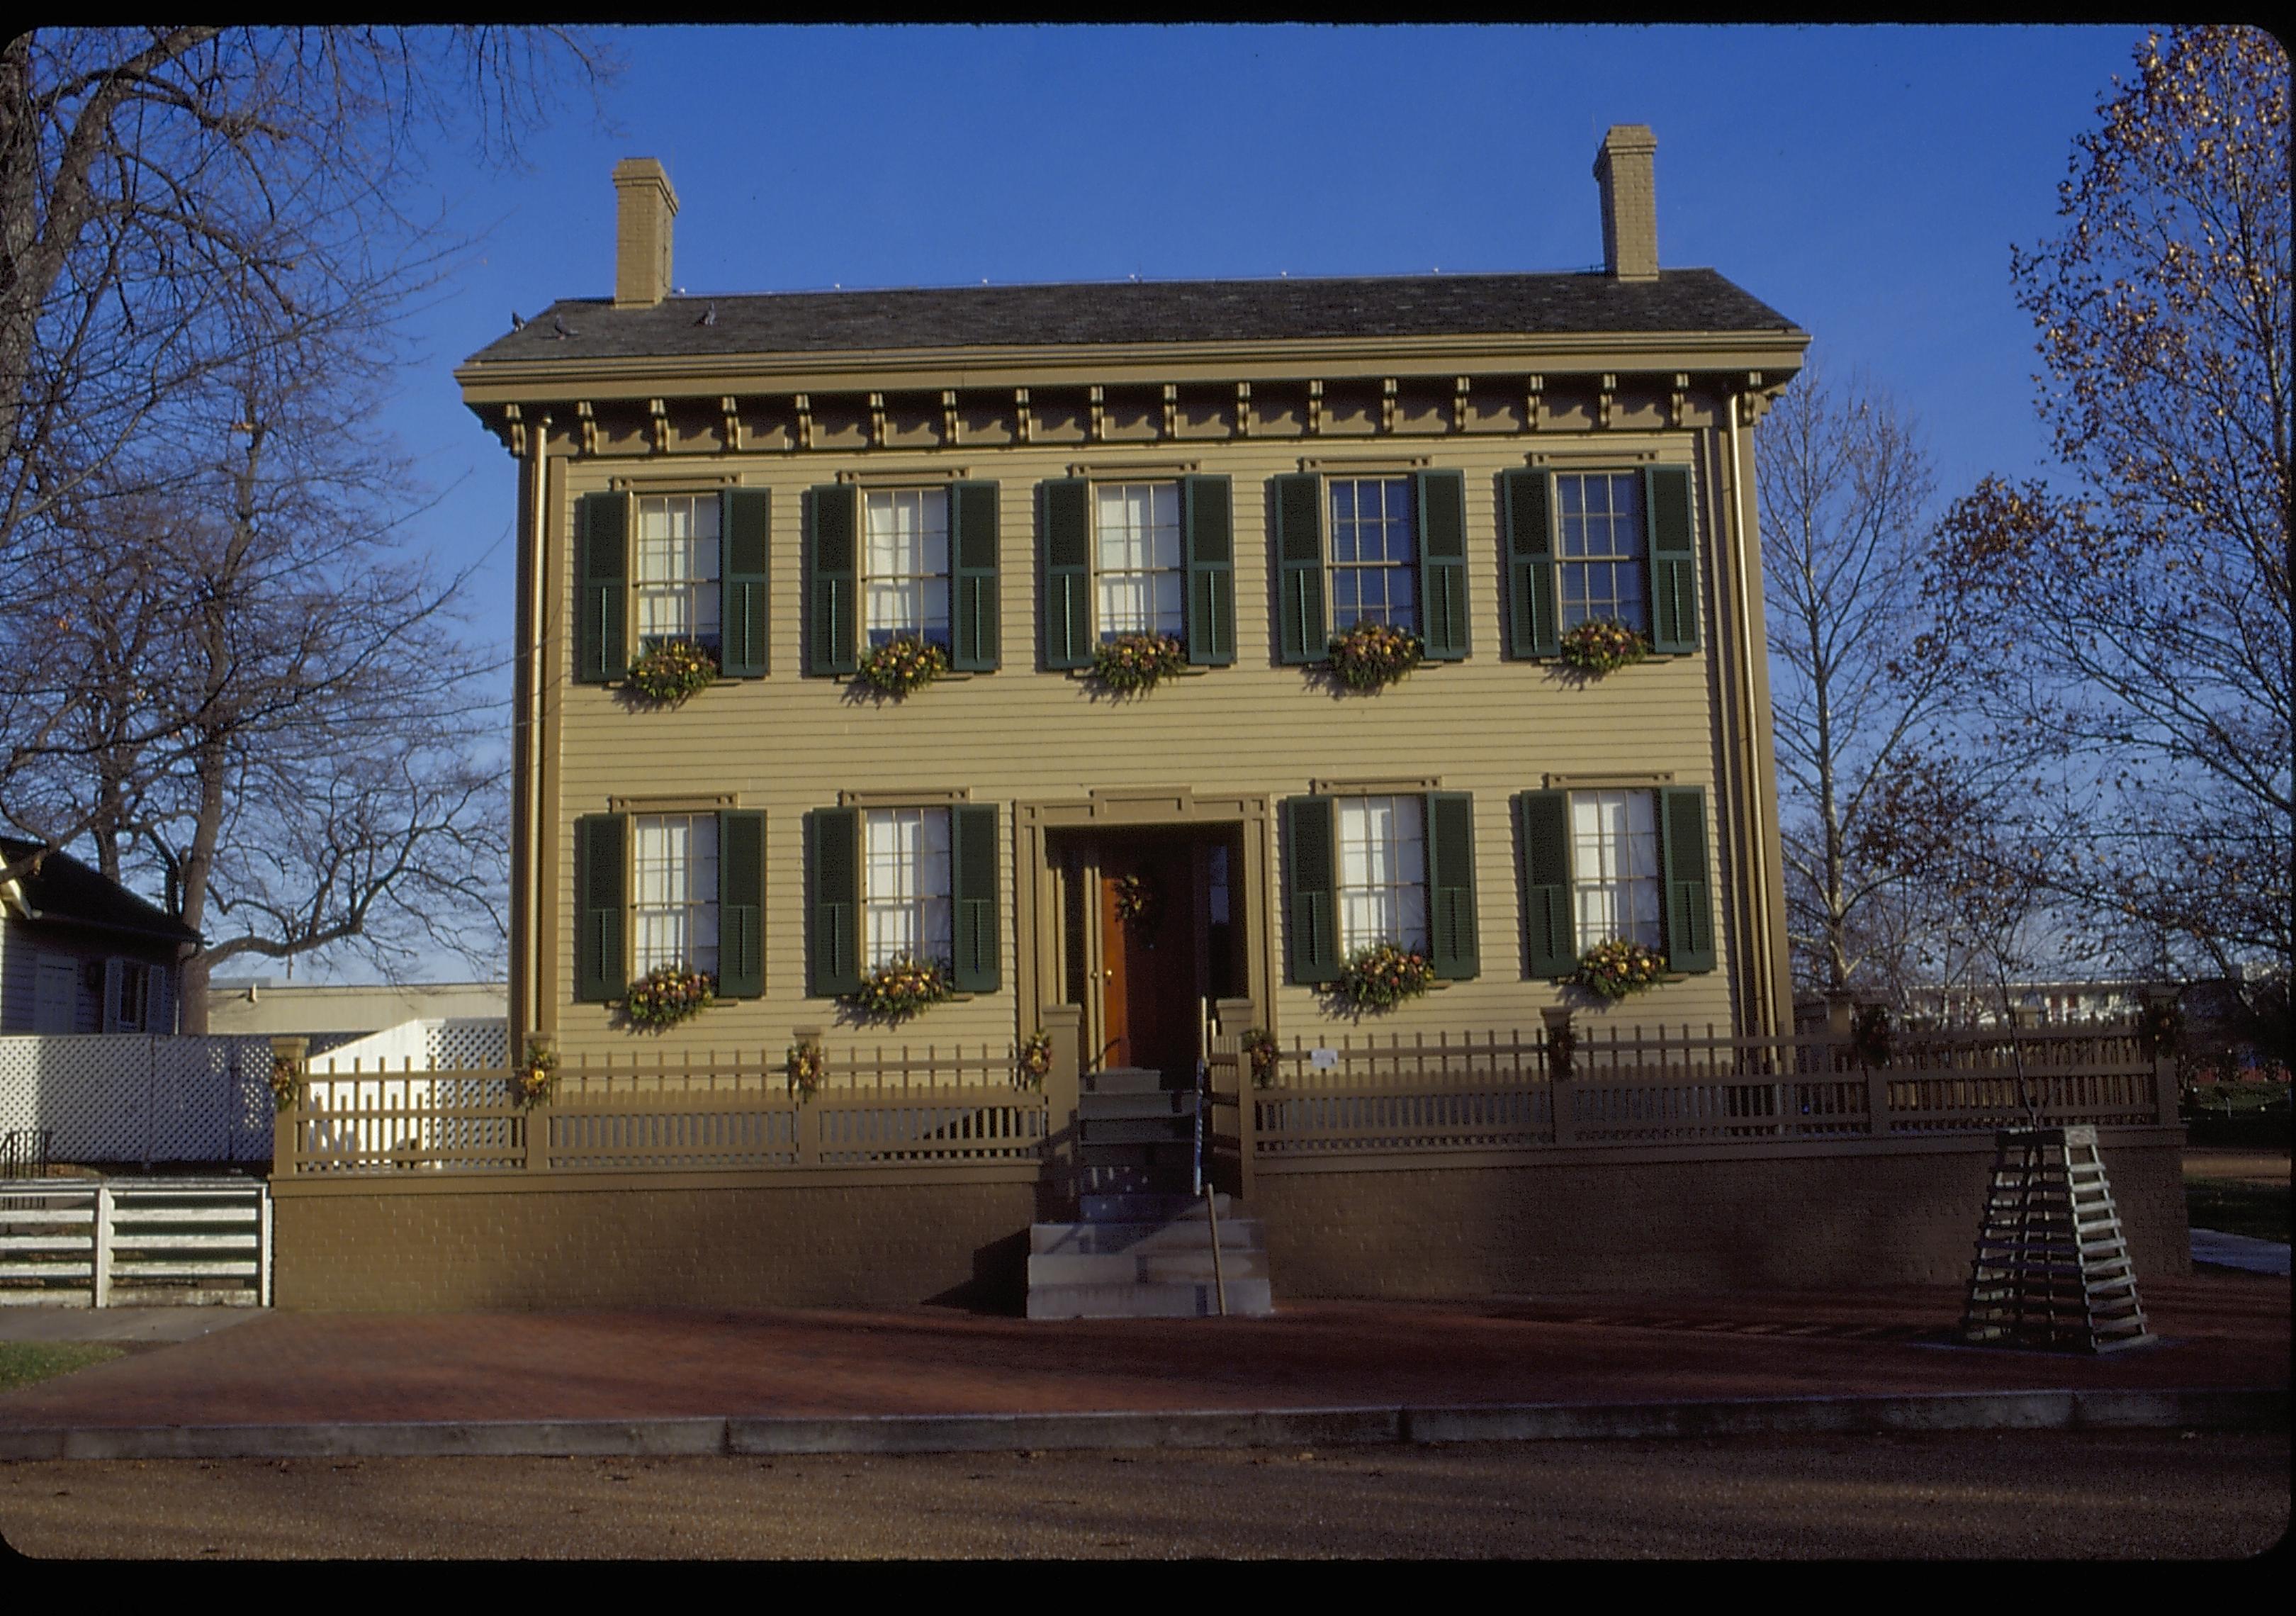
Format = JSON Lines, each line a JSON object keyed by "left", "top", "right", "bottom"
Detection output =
{"left": 1327, "top": 477, "right": 1419, "bottom": 632}
{"left": 1336, "top": 795, "right": 1428, "bottom": 955}
{"left": 864, "top": 808, "right": 953, "bottom": 969}
{"left": 632, "top": 813, "right": 720, "bottom": 976}
{"left": 635, "top": 495, "right": 722, "bottom": 648}
{"left": 1555, "top": 472, "right": 1648, "bottom": 633}
{"left": 1094, "top": 481, "right": 1183, "bottom": 640}
{"left": 864, "top": 490, "right": 951, "bottom": 644}
{"left": 1569, "top": 790, "right": 1660, "bottom": 951}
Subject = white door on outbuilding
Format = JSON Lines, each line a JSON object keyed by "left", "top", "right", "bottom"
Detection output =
{"left": 33, "top": 952, "right": 77, "bottom": 1033}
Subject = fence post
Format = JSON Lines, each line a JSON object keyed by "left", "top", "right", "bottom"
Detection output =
{"left": 269, "top": 1037, "right": 308, "bottom": 1179}
{"left": 257, "top": 1184, "right": 274, "bottom": 1308}
{"left": 1543, "top": 1008, "right": 1575, "bottom": 1147}
{"left": 91, "top": 1182, "right": 113, "bottom": 1308}
{"left": 792, "top": 1025, "right": 824, "bottom": 1169}
{"left": 1212, "top": 997, "right": 1256, "bottom": 1203}
{"left": 2143, "top": 987, "right": 2181, "bottom": 1128}
{"left": 1041, "top": 1005, "right": 1083, "bottom": 1209}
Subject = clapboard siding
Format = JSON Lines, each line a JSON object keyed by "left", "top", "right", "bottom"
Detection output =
{"left": 545, "top": 432, "right": 1745, "bottom": 1059}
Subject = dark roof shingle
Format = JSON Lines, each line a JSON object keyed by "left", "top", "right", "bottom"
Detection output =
{"left": 1, "top": 837, "right": 201, "bottom": 945}
{"left": 466, "top": 267, "right": 1800, "bottom": 366}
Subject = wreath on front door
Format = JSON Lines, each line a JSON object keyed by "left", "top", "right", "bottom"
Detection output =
{"left": 1111, "top": 872, "right": 1161, "bottom": 930}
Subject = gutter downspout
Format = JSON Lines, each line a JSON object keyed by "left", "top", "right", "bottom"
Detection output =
{"left": 1724, "top": 393, "right": 1779, "bottom": 1038}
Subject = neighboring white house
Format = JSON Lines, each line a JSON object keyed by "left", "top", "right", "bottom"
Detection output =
{"left": 0, "top": 837, "right": 198, "bottom": 1037}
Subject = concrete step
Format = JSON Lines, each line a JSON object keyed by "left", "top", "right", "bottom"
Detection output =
{"left": 1080, "top": 1117, "right": 1195, "bottom": 1146}
{"left": 1081, "top": 1067, "right": 1171, "bottom": 1095}
{"left": 1027, "top": 1250, "right": 1270, "bottom": 1287}
{"left": 1077, "top": 1092, "right": 1193, "bottom": 1121}
{"left": 1025, "top": 1277, "right": 1274, "bottom": 1320}
{"left": 1081, "top": 1191, "right": 1237, "bottom": 1223}
{"left": 1030, "top": 1217, "right": 1264, "bottom": 1256}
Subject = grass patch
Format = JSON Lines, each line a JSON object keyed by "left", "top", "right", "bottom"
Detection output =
{"left": 2184, "top": 1179, "right": 2292, "bottom": 1245}
{"left": 0, "top": 1341, "right": 128, "bottom": 1395}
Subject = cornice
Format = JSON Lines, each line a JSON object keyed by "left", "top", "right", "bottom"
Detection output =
{"left": 453, "top": 327, "right": 1810, "bottom": 408}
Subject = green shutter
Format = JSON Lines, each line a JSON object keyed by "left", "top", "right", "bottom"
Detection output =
{"left": 574, "top": 493, "right": 629, "bottom": 683}
{"left": 1040, "top": 478, "right": 1091, "bottom": 670}
{"left": 1502, "top": 470, "right": 1558, "bottom": 658}
{"left": 573, "top": 813, "right": 626, "bottom": 1003}
{"left": 951, "top": 481, "right": 1000, "bottom": 673}
{"left": 805, "top": 807, "right": 861, "bottom": 997}
{"left": 1283, "top": 795, "right": 1339, "bottom": 984}
{"left": 1646, "top": 465, "right": 1698, "bottom": 655}
{"left": 717, "top": 810, "right": 765, "bottom": 997}
{"left": 805, "top": 484, "right": 858, "bottom": 677}
{"left": 1518, "top": 791, "right": 1575, "bottom": 979}
{"left": 1273, "top": 475, "right": 1327, "bottom": 664}
{"left": 1426, "top": 791, "right": 1479, "bottom": 980}
{"left": 1414, "top": 471, "right": 1470, "bottom": 661}
{"left": 1182, "top": 475, "right": 1234, "bottom": 666}
{"left": 1660, "top": 786, "right": 1716, "bottom": 973}
{"left": 720, "top": 489, "right": 770, "bottom": 678}
{"left": 950, "top": 803, "right": 1001, "bottom": 992}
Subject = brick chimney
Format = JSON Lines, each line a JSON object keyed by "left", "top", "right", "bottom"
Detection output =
{"left": 612, "top": 157, "right": 679, "bottom": 309}
{"left": 1593, "top": 125, "right": 1658, "bottom": 282}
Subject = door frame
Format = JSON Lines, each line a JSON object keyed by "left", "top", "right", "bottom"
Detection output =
{"left": 1015, "top": 789, "right": 1276, "bottom": 1064}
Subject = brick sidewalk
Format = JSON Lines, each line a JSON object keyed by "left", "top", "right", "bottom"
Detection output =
{"left": 0, "top": 1274, "right": 2283, "bottom": 1433}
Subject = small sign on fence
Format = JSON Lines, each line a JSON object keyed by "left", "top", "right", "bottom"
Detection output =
{"left": 1308, "top": 1048, "right": 1339, "bottom": 1070}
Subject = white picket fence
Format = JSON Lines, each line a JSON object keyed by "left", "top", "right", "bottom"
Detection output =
{"left": 0, "top": 1035, "right": 276, "bottom": 1165}
{"left": 0, "top": 1179, "right": 271, "bottom": 1306}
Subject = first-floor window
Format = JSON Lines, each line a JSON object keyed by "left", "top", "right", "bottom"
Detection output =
{"left": 1094, "top": 481, "right": 1184, "bottom": 639}
{"left": 1555, "top": 471, "right": 1648, "bottom": 634}
{"left": 1336, "top": 794, "right": 1429, "bottom": 955}
{"left": 864, "top": 807, "right": 952, "bottom": 968}
{"left": 865, "top": 488, "right": 951, "bottom": 648}
{"left": 635, "top": 494, "right": 721, "bottom": 650}
{"left": 1570, "top": 790, "right": 1660, "bottom": 950}
{"left": 633, "top": 814, "right": 719, "bottom": 977}
{"left": 1328, "top": 476, "right": 1418, "bottom": 633}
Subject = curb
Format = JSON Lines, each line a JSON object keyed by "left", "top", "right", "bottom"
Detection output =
{"left": 0, "top": 1387, "right": 2282, "bottom": 1462}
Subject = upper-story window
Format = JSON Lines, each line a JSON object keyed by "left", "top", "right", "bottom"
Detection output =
{"left": 864, "top": 489, "right": 952, "bottom": 649}
{"left": 1501, "top": 466, "right": 1698, "bottom": 658}
{"left": 1271, "top": 470, "right": 1468, "bottom": 663}
{"left": 1327, "top": 478, "right": 1419, "bottom": 635}
{"left": 1555, "top": 472, "right": 1646, "bottom": 635}
{"left": 632, "top": 812, "right": 719, "bottom": 977}
{"left": 1094, "top": 483, "right": 1185, "bottom": 641}
{"left": 634, "top": 495, "right": 723, "bottom": 651}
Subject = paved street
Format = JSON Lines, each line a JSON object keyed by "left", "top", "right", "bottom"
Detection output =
{"left": 2, "top": 1430, "right": 2283, "bottom": 1559}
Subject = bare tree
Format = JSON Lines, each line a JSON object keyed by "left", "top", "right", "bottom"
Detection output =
{"left": 1925, "top": 27, "right": 2290, "bottom": 1050}
{"left": 1757, "top": 359, "right": 1949, "bottom": 1001}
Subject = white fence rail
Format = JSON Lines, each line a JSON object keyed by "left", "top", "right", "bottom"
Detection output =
{"left": 0, "top": 1179, "right": 271, "bottom": 1306}
{"left": 0, "top": 1036, "right": 275, "bottom": 1165}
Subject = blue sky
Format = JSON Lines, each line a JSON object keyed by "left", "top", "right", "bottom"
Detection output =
{"left": 313, "top": 23, "right": 2151, "bottom": 982}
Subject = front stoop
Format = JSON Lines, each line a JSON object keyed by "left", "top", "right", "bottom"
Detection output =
{"left": 1027, "top": 1066, "right": 1276, "bottom": 1319}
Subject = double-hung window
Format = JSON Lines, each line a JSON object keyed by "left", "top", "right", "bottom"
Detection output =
{"left": 1335, "top": 795, "right": 1429, "bottom": 955}
{"left": 863, "top": 490, "right": 951, "bottom": 651}
{"left": 1518, "top": 786, "right": 1716, "bottom": 978}
{"left": 1283, "top": 790, "right": 1478, "bottom": 982}
{"left": 1041, "top": 476, "right": 1234, "bottom": 668}
{"left": 573, "top": 488, "right": 770, "bottom": 683}
{"left": 1269, "top": 470, "right": 1469, "bottom": 663}
{"left": 631, "top": 813, "right": 719, "bottom": 977}
{"left": 1093, "top": 483, "right": 1186, "bottom": 641}
{"left": 1502, "top": 464, "right": 1699, "bottom": 658}
{"left": 571, "top": 810, "right": 767, "bottom": 1003}
{"left": 634, "top": 495, "right": 722, "bottom": 653}
{"left": 862, "top": 807, "right": 952, "bottom": 969}
{"left": 804, "top": 802, "right": 1003, "bottom": 996}
{"left": 806, "top": 482, "right": 1000, "bottom": 675}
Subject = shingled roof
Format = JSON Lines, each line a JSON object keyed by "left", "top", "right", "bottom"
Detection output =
{"left": 0, "top": 837, "right": 201, "bottom": 946}
{"left": 464, "top": 267, "right": 1801, "bottom": 368}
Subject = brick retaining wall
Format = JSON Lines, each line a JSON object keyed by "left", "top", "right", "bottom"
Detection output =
{"left": 1254, "top": 1138, "right": 2190, "bottom": 1296}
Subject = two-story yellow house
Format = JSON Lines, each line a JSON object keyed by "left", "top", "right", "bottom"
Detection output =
{"left": 456, "top": 129, "right": 1806, "bottom": 1097}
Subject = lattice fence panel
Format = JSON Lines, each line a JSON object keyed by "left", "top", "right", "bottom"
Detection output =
{"left": 0, "top": 1036, "right": 275, "bottom": 1165}
{"left": 428, "top": 1019, "right": 508, "bottom": 1070}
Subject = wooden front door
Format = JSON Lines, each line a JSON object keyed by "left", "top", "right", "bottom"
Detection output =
{"left": 1096, "top": 840, "right": 1201, "bottom": 1082}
